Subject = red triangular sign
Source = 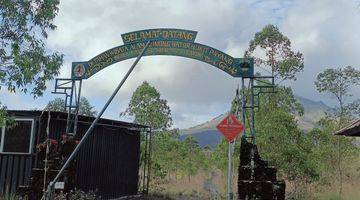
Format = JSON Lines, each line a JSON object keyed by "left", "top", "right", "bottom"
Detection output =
{"left": 216, "top": 114, "right": 244, "bottom": 142}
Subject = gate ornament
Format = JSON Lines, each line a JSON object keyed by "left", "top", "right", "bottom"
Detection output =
{"left": 71, "top": 28, "right": 254, "bottom": 79}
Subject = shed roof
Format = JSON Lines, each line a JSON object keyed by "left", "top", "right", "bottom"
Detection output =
{"left": 7, "top": 110, "right": 148, "bottom": 130}
{"left": 335, "top": 119, "right": 360, "bottom": 137}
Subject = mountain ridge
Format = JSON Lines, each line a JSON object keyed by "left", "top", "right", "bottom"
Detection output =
{"left": 180, "top": 95, "right": 334, "bottom": 148}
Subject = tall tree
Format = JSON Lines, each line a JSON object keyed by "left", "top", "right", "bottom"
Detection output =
{"left": 245, "top": 24, "right": 304, "bottom": 82}
{"left": 46, "top": 97, "right": 97, "bottom": 117}
{"left": 0, "top": 1, "right": 63, "bottom": 124}
{"left": 121, "top": 81, "right": 172, "bottom": 130}
{"left": 244, "top": 24, "right": 305, "bottom": 117}
{"left": 315, "top": 66, "right": 360, "bottom": 118}
{"left": 0, "top": 0, "right": 63, "bottom": 96}
{"left": 181, "top": 136, "right": 203, "bottom": 182}
{"left": 314, "top": 66, "right": 360, "bottom": 197}
{"left": 122, "top": 81, "right": 173, "bottom": 187}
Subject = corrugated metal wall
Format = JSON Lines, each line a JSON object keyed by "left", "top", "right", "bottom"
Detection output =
{"left": 0, "top": 154, "right": 33, "bottom": 195}
{"left": 0, "top": 112, "right": 141, "bottom": 199}
{"left": 76, "top": 126, "right": 140, "bottom": 199}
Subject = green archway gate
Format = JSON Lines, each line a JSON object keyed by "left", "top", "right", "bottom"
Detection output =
{"left": 49, "top": 28, "right": 257, "bottom": 199}
{"left": 71, "top": 28, "right": 253, "bottom": 79}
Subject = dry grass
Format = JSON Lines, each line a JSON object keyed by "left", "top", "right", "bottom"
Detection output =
{"left": 152, "top": 169, "right": 360, "bottom": 200}
{"left": 152, "top": 170, "right": 227, "bottom": 199}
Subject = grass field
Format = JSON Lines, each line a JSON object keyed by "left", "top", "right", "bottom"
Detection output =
{"left": 153, "top": 170, "right": 360, "bottom": 200}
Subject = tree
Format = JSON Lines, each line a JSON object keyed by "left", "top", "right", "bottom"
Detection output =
{"left": 0, "top": 1, "right": 63, "bottom": 125}
{"left": 315, "top": 66, "right": 360, "bottom": 118}
{"left": 46, "top": 97, "right": 97, "bottom": 117}
{"left": 181, "top": 136, "right": 204, "bottom": 181}
{"left": 0, "top": 102, "right": 7, "bottom": 126}
{"left": 121, "top": 81, "right": 172, "bottom": 130}
{"left": 227, "top": 84, "right": 316, "bottom": 198}
{"left": 211, "top": 138, "right": 232, "bottom": 172}
{"left": 0, "top": 0, "right": 63, "bottom": 96}
{"left": 122, "top": 81, "right": 173, "bottom": 188}
{"left": 255, "top": 96, "right": 319, "bottom": 198}
{"left": 307, "top": 116, "right": 359, "bottom": 199}
{"left": 241, "top": 25, "right": 315, "bottom": 198}
{"left": 46, "top": 98, "right": 66, "bottom": 112}
{"left": 78, "top": 97, "right": 97, "bottom": 117}
{"left": 314, "top": 66, "right": 360, "bottom": 197}
{"left": 245, "top": 24, "right": 304, "bottom": 82}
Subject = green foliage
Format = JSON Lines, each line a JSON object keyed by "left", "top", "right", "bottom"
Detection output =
{"left": 122, "top": 81, "right": 172, "bottom": 130}
{"left": 77, "top": 97, "right": 97, "bottom": 117}
{"left": 211, "top": 138, "right": 229, "bottom": 171}
{"left": 0, "top": 101, "right": 15, "bottom": 127}
{"left": 315, "top": 66, "right": 360, "bottom": 117}
{"left": 0, "top": 0, "right": 63, "bottom": 97}
{"left": 308, "top": 116, "right": 359, "bottom": 182}
{"left": 124, "top": 82, "right": 210, "bottom": 186}
{"left": 181, "top": 136, "right": 208, "bottom": 179}
{"left": 345, "top": 99, "right": 360, "bottom": 117}
{"left": 46, "top": 97, "right": 66, "bottom": 112}
{"left": 0, "top": 0, "right": 63, "bottom": 127}
{"left": 314, "top": 66, "right": 360, "bottom": 198}
{"left": 245, "top": 24, "right": 304, "bottom": 81}
{"left": 46, "top": 97, "right": 97, "bottom": 117}
{"left": 0, "top": 102, "right": 7, "bottom": 126}
{"left": 255, "top": 87, "right": 318, "bottom": 181}
{"left": 227, "top": 84, "right": 321, "bottom": 198}
{"left": 150, "top": 130, "right": 210, "bottom": 185}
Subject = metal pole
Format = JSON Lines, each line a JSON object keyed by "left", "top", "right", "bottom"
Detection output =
{"left": 73, "top": 79, "right": 82, "bottom": 136}
{"left": 250, "top": 78, "right": 255, "bottom": 188}
{"left": 250, "top": 78, "right": 255, "bottom": 144}
{"left": 66, "top": 80, "right": 75, "bottom": 133}
{"left": 42, "top": 111, "right": 51, "bottom": 199}
{"left": 146, "top": 128, "right": 152, "bottom": 194}
{"left": 235, "top": 84, "right": 240, "bottom": 117}
{"left": 241, "top": 78, "right": 246, "bottom": 140}
{"left": 142, "top": 129, "right": 149, "bottom": 193}
{"left": 47, "top": 41, "right": 151, "bottom": 195}
{"left": 227, "top": 141, "right": 234, "bottom": 200}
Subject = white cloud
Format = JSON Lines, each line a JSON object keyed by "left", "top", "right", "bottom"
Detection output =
{"left": 280, "top": 0, "right": 360, "bottom": 104}
{"left": 44, "top": 0, "right": 277, "bottom": 128}
{"left": 2, "top": 0, "right": 360, "bottom": 128}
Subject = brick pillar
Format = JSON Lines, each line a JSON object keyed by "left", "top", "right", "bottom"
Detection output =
{"left": 238, "top": 140, "right": 285, "bottom": 200}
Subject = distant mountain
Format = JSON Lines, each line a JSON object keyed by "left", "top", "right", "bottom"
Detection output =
{"left": 181, "top": 112, "right": 228, "bottom": 135}
{"left": 179, "top": 130, "right": 222, "bottom": 148}
{"left": 180, "top": 96, "right": 334, "bottom": 148}
{"left": 295, "top": 95, "right": 334, "bottom": 130}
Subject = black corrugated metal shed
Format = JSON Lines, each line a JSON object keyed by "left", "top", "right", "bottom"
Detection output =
{"left": 0, "top": 110, "right": 147, "bottom": 199}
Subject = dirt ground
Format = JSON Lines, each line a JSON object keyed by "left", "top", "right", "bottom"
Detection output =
{"left": 113, "top": 194, "right": 204, "bottom": 200}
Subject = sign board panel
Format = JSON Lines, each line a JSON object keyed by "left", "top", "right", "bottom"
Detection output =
{"left": 53, "top": 181, "right": 65, "bottom": 190}
{"left": 216, "top": 114, "right": 244, "bottom": 142}
{"left": 71, "top": 29, "right": 254, "bottom": 79}
{"left": 121, "top": 28, "right": 197, "bottom": 44}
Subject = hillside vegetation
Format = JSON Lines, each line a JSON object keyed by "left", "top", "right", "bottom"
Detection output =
{"left": 124, "top": 25, "right": 360, "bottom": 200}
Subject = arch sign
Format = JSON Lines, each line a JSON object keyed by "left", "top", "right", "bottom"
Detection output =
{"left": 71, "top": 28, "right": 254, "bottom": 79}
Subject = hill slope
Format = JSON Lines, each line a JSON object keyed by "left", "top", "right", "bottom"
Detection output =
{"left": 180, "top": 96, "right": 333, "bottom": 148}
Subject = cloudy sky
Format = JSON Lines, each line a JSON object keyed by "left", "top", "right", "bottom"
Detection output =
{"left": 2, "top": 0, "right": 360, "bottom": 128}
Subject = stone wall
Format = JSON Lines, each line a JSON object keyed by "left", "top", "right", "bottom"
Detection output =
{"left": 238, "top": 140, "right": 285, "bottom": 200}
